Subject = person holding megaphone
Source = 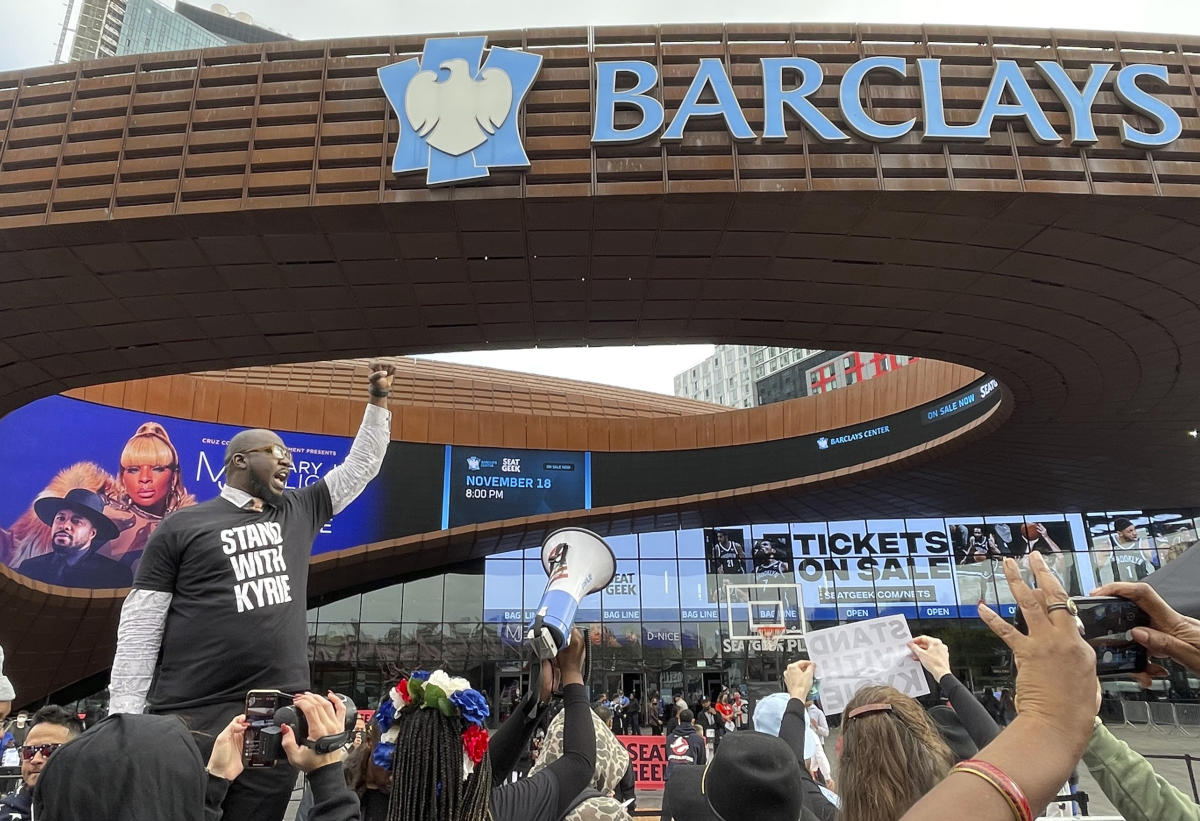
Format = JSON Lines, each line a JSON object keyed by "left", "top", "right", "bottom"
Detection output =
{"left": 370, "top": 527, "right": 613, "bottom": 821}
{"left": 373, "top": 627, "right": 595, "bottom": 821}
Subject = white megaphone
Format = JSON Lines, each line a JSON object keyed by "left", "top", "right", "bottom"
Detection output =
{"left": 527, "top": 527, "right": 616, "bottom": 660}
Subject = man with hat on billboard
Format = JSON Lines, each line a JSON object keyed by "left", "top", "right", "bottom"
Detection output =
{"left": 16, "top": 489, "right": 129, "bottom": 588}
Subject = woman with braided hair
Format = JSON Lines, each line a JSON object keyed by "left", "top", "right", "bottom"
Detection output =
{"left": 374, "top": 628, "right": 595, "bottom": 821}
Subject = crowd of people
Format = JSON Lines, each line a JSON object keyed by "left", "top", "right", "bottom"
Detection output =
{"left": 3, "top": 369, "right": 1200, "bottom": 821}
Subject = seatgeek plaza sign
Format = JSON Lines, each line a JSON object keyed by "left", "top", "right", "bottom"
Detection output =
{"left": 380, "top": 36, "right": 1183, "bottom": 186}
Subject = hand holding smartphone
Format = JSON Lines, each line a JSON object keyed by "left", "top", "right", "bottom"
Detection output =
{"left": 1015, "top": 596, "right": 1151, "bottom": 676}
{"left": 242, "top": 690, "right": 293, "bottom": 768}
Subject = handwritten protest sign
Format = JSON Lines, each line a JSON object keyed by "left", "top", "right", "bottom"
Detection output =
{"left": 805, "top": 615, "right": 929, "bottom": 716}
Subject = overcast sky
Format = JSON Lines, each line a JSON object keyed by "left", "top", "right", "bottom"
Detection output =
{"left": 6, "top": 0, "right": 1200, "bottom": 71}
{"left": 3, "top": 0, "right": 1197, "bottom": 394}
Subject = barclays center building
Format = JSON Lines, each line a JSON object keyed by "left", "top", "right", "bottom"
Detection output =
{"left": 4, "top": 22, "right": 1200, "bottom": 718}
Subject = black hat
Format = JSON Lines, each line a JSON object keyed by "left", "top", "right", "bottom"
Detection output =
{"left": 34, "top": 488, "right": 120, "bottom": 545}
{"left": 34, "top": 714, "right": 207, "bottom": 821}
{"left": 703, "top": 731, "right": 804, "bottom": 821}
{"left": 664, "top": 765, "right": 719, "bottom": 821}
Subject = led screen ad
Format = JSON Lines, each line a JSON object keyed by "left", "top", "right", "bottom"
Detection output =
{"left": 481, "top": 514, "right": 1122, "bottom": 629}
{"left": 443, "top": 445, "right": 590, "bottom": 528}
{"left": 0, "top": 395, "right": 387, "bottom": 589}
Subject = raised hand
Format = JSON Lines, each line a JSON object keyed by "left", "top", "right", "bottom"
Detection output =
{"left": 977, "top": 552, "right": 1097, "bottom": 741}
{"left": 784, "top": 659, "right": 816, "bottom": 701}
{"left": 280, "top": 691, "right": 348, "bottom": 773}
{"left": 367, "top": 361, "right": 395, "bottom": 401}
{"left": 207, "top": 713, "right": 248, "bottom": 781}
{"left": 908, "top": 635, "right": 952, "bottom": 680}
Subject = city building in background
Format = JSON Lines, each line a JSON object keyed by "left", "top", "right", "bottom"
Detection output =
{"left": 66, "top": 0, "right": 289, "bottom": 62}
{"left": 68, "top": 0, "right": 127, "bottom": 61}
{"left": 756, "top": 350, "right": 918, "bottom": 405}
{"left": 673, "top": 345, "right": 821, "bottom": 408}
{"left": 674, "top": 345, "right": 916, "bottom": 408}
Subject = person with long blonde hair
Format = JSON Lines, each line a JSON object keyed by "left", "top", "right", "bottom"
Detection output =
{"left": 101, "top": 422, "right": 195, "bottom": 564}
{"left": 835, "top": 685, "right": 955, "bottom": 821}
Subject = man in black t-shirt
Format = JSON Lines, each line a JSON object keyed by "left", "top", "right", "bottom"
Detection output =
{"left": 109, "top": 364, "right": 395, "bottom": 821}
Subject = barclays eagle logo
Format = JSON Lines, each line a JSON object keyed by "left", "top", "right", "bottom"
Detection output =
{"left": 466, "top": 456, "right": 482, "bottom": 471}
{"left": 378, "top": 37, "right": 542, "bottom": 186}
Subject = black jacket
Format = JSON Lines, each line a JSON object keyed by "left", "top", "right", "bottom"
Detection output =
{"left": 695, "top": 709, "right": 721, "bottom": 741}
{"left": 488, "top": 684, "right": 596, "bottom": 821}
{"left": 931, "top": 673, "right": 1001, "bottom": 761}
{"left": 778, "top": 698, "right": 837, "bottom": 821}
{"left": 615, "top": 760, "right": 636, "bottom": 811}
{"left": 665, "top": 722, "right": 706, "bottom": 780}
{"left": 18, "top": 548, "right": 132, "bottom": 589}
{"left": 31, "top": 713, "right": 361, "bottom": 821}
{"left": 0, "top": 788, "right": 30, "bottom": 821}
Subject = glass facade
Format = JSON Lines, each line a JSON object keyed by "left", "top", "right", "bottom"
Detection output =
{"left": 309, "top": 506, "right": 1200, "bottom": 718}
{"left": 117, "top": 0, "right": 231, "bottom": 56}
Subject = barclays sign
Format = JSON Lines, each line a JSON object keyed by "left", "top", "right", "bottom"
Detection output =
{"left": 592, "top": 57, "right": 1181, "bottom": 150}
{"left": 379, "top": 37, "right": 1182, "bottom": 185}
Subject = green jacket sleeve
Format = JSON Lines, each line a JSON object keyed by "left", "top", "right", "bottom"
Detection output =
{"left": 1082, "top": 719, "right": 1200, "bottom": 821}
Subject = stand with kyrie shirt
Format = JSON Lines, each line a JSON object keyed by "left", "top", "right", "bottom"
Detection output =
{"left": 109, "top": 365, "right": 394, "bottom": 821}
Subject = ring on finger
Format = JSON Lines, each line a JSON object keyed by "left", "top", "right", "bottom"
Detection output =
{"left": 1046, "top": 600, "right": 1078, "bottom": 616}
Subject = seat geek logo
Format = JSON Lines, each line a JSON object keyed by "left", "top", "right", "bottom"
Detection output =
{"left": 378, "top": 37, "right": 542, "bottom": 186}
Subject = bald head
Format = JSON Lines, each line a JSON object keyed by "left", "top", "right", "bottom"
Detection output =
{"left": 224, "top": 428, "right": 292, "bottom": 505}
{"left": 224, "top": 429, "right": 283, "bottom": 465}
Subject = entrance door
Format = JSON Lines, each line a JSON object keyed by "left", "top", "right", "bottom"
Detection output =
{"left": 621, "top": 672, "right": 645, "bottom": 733}
{"left": 622, "top": 672, "right": 644, "bottom": 702}
{"left": 703, "top": 672, "right": 725, "bottom": 705}
{"left": 601, "top": 673, "right": 624, "bottom": 703}
{"left": 495, "top": 670, "right": 527, "bottom": 726}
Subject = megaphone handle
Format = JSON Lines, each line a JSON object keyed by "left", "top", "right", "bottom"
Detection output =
{"left": 580, "top": 627, "right": 592, "bottom": 685}
{"left": 525, "top": 659, "right": 544, "bottom": 721}
{"left": 524, "top": 614, "right": 547, "bottom": 721}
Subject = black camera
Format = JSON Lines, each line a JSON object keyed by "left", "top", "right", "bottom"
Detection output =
{"left": 242, "top": 690, "right": 358, "bottom": 767}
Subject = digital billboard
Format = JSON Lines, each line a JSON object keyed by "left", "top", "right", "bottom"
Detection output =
{"left": 2, "top": 376, "right": 998, "bottom": 591}
{"left": 442, "top": 445, "right": 590, "bottom": 528}
{"left": 0, "top": 395, "right": 391, "bottom": 589}
{"left": 480, "top": 513, "right": 1115, "bottom": 629}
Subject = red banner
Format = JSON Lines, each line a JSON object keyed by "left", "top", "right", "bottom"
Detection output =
{"left": 617, "top": 735, "right": 667, "bottom": 790}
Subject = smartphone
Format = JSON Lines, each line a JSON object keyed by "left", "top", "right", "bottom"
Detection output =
{"left": 242, "top": 689, "right": 292, "bottom": 767}
{"left": 1015, "top": 596, "right": 1150, "bottom": 676}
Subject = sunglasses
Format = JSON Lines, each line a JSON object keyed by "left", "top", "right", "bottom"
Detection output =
{"left": 239, "top": 444, "right": 293, "bottom": 463}
{"left": 20, "top": 743, "right": 62, "bottom": 761}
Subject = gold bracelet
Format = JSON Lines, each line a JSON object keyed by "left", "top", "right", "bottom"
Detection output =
{"left": 949, "top": 763, "right": 1030, "bottom": 821}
